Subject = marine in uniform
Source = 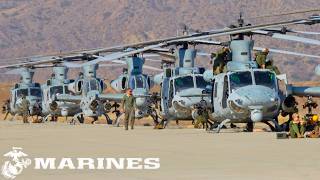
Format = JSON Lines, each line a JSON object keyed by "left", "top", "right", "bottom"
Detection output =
{"left": 122, "top": 89, "right": 136, "bottom": 130}
{"left": 19, "top": 95, "right": 30, "bottom": 123}
{"left": 212, "top": 47, "right": 230, "bottom": 75}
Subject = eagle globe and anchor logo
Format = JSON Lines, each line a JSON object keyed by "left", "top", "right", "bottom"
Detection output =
{"left": 1, "top": 147, "right": 31, "bottom": 179}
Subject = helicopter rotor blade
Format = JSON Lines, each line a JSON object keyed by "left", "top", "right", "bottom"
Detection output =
{"left": 289, "top": 30, "right": 320, "bottom": 35}
{"left": 252, "top": 30, "right": 320, "bottom": 45}
{"left": 83, "top": 43, "right": 167, "bottom": 66}
{"left": 188, "top": 39, "right": 320, "bottom": 59}
{"left": 142, "top": 65, "right": 162, "bottom": 71}
{"left": 254, "top": 47, "right": 320, "bottom": 59}
{"left": 62, "top": 62, "right": 82, "bottom": 68}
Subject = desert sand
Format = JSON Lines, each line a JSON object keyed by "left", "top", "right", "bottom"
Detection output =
{"left": 0, "top": 120, "right": 319, "bottom": 180}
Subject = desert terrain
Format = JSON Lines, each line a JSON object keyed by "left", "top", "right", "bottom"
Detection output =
{"left": 0, "top": 121, "right": 320, "bottom": 180}
{"left": 1, "top": 1, "right": 320, "bottom": 179}
{"left": 0, "top": 80, "right": 320, "bottom": 179}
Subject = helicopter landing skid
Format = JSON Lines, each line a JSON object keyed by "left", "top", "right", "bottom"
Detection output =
{"left": 113, "top": 112, "right": 123, "bottom": 127}
{"left": 208, "top": 119, "right": 231, "bottom": 133}
{"left": 42, "top": 114, "right": 51, "bottom": 123}
{"left": 70, "top": 113, "right": 84, "bottom": 125}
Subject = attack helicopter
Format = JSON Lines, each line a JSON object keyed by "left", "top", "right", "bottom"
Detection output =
{"left": 197, "top": 15, "right": 320, "bottom": 132}
{"left": 1, "top": 67, "right": 42, "bottom": 121}
{"left": 1, "top": 14, "right": 320, "bottom": 129}
{"left": 55, "top": 63, "right": 115, "bottom": 124}
{"left": 107, "top": 55, "right": 163, "bottom": 126}
{"left": 151, "top": 43, "right": 212, "bottom": 128}
{"left": 41, "top": 66, "right": 81, "bottom": 122}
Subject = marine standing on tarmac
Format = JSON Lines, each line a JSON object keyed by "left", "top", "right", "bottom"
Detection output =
{"left": 212, "top": 47, "right": 230, "bottom": 75}
{"left": 121, "top": 88, "right": 136, "bottom": 130}
{"left": 19, "top": 94, "right": 30, "bottom": 123}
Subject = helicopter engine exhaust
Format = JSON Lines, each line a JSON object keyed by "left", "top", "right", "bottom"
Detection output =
{"left": 68, "top": 80, "right": 83, "bottom": 94}
{"left": 104, "top": 101, "right": 112, "bottom": 112}
{"left": 89, "top": 99, "right": 99, "bottom": 111}
{"left": 49, "top": 101, "right": 58, "bottom": 111}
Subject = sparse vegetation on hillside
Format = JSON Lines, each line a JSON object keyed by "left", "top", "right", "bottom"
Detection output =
{"left": 0, "top": 0, "right": 319, "bottom": 82}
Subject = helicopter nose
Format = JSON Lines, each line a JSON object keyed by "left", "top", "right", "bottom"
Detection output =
{"left": 229, "top": 85, "right": 279, "bottom": 121}
{"left": 133, "top": 88, "right": 148, "bottom": 108}
{"left": 135, "top": 97, "right": 147, "bottom": 107}
{"left": 250, "top": 109, "right": 263, "bottom": 122}
{"left": 230, "top": 85, "right": 278, "bottom": 107}
{"left": 174, "top": 88, "right": 209, "bottom": 108}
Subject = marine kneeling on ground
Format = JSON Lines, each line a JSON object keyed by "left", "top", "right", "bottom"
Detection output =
{"left": 304, "top": 114, "right": 320, "bottom": 138}
{"left": 289, "top": 113, "right": 306, "bottom": 138}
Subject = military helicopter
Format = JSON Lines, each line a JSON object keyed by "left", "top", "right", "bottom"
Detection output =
{"left": 2, "top": 67, "right": 42, "bottom": 121}
{"left": 195, "top": 15, "right": 320, "bottom": 132}
{"left": 2, "top": 13, "right": 320, "bottom": 129}
{"left": 150, "top": 43, "right": 212, "bottom": 128}
{"left": 106, "top": 55, "right": 163, "bottom": 126}
{"left": 54, "top": 63, "right": 117, "bottom": 124}
{"left": 41, "top": 66, "right": 81, "bottom": 122}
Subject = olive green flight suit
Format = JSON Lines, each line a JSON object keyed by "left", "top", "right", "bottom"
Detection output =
{"left": 213, "top": 49, "right": 228, "bottom": 75}
{"left": 19, "top": 98, "right": 30, "bottom": 123}
{"left": 194, "top": 110, "right": 209, "bottom": 129}
{"left": 289, "top": 121, "right": 305, "bottom": 138}
{"left": 256, "top": 52, "right": 268, "bottom": 68}
{"left": 266, "top": 61, "right": 281, "bottom": 75}
{"left": 122, "top": 95, "right": 136, "bottom": 130}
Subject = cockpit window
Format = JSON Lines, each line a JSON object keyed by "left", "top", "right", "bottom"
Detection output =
{"left": 229, "top": 71, "right": 253, "bottom": 91}
{"left": 89, "top": 80, "right": 99, "bottom": 91}
{"left": 16, "top": 89, "right": 28, "bottom": 97}
{"left": 195, "top": 76, "right": 210, "bottom": 89}
{"left": 64, "top": 86, "right": 73, "bottom": 95}
{"left": 30, "top": 88, "right": 42, "bottom": 97}
{"left": 174, "top": 76, "right": 194, "bottom": 92}
{"left": 50, "top": 86, "right": 63, "bottom": 96}
{"left": 254, "top": 71, "right": 277, "bottom": 90}
{"left": 129, "top": 76, "right": 135, "bottom": 89}
{"left": 135, "top": 75, "right": 144, "bottom": 88}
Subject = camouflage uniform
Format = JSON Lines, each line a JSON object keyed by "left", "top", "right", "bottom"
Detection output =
{"left": 122, "top": 94, "right": 135, "bottom": 130}
{"left": 194, "top": 110, "right": 209, "bottom": 129}
{"left": 265, "top": 60, "right": 281, "bottom": 75}
{"left": 3, "top": 100, "right": 11, "bottom": 120}
{"left": 19, "top": 97, "right": 30, "bottom": 123}
{"left": 289, "top": 120, "right": 306, "bottom": 138}
{"left": 212, "top": 48, "right": 229, "bottom": 75}
{"left": 306, "top": 121, "right": 320, "bottom": 138}
{"left": 255, "top": 52, "right": 268, "bottom": 69}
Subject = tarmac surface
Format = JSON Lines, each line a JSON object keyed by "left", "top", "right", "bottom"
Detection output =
{"left": 0, "top": 120, "right": 319, "bottom": 180}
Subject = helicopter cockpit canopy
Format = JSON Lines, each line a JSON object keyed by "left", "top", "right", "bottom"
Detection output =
{"left": 83, "top": 79, "right": 101, "bottom": 92}
{"left": 16, "top": 88, "right": 42, "bottom": 98}
{"left": 49, "top": 85, "right": 73, "bottom": 97}
{"left": 128, "top": 75, "right": 149, "bottom": 90}
{"left": 229, "top": 70, "right": 277, "bottom": 93}
{"left": 174, "top": 75, "right": 210, "bottom": 93}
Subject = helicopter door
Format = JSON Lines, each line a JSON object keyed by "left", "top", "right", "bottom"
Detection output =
{"left": 213, "top": 76, "right": 228, "bottom": 111}
{"left": 222, "top": 76, "right": 229, "bottom": 109}
{"left": 168, "top": 79, "right": 174, "bottom": 108}
{"left": 160, "top": 78, "right": 170, "bottom": 117}
{"left": 211, "top": 80, "right": 215, "bottom": 112}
